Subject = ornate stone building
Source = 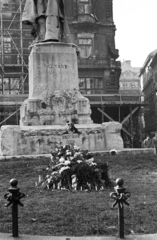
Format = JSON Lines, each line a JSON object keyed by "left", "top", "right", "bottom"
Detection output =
{"left": 139, "top": 49, "right": 157, "bottom": 135}
{"left": 0, "top": 0, "right": 142, "bottom": 148}
{"left": 0, "top": 0, "right": 121, "bottom": 125}
{"left": 119, "top": 60, "right": 141, "bottom": 96}
{"left": 65, "top": 0, "right": 121, "bottom": 122}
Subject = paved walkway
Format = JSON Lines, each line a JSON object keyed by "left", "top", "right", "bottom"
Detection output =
{"left": 1, "top": 233, "right": 157, "bottom": 240}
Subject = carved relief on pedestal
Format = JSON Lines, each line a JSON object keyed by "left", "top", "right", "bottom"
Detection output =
{"left": 20, "top": 89, "right": 92, "bottom": 126}
{"left": 20, "top": 42, "right": 93, "bottom": 126}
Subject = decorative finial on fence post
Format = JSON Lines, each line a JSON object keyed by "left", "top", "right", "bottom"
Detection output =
{"left": 110, "top": 178, "right": 131, "bottom": 239}
{"left": 4, "top": 178, "right": 25, "bottom": 237}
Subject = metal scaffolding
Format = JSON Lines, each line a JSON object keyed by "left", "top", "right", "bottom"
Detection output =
{"left": 0, "top": 0, "right": 32, "bottom": 125}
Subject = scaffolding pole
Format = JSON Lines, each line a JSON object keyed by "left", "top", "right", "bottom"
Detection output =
{"left": 0, "top": 0, "right": 30, "bottom": 125}
{"left": 0, "top": 108, "right": 20, "bottom": 126}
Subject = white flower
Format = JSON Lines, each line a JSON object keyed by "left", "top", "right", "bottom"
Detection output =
{"left": 59, "top": 157, "right": 65, "bottom": 163}
{"left": 74, "top": 152, "right": 82, "bottom": 158}
{"left": 64, "top": 160, "right": 71, "bottom": 165}
{"left": 51, "top": 171, "right": 58, "bottom": 176}
{"left": 91, "top": 162, "right": 97, "bottom": 166}
{"left": 66, "top": 150, "right": 72, "bottom": 156}
{"left": 47, "top": 177, "right": 52, "bottom": 184}
{"left": 74, "top": 145, "right": 80, "bottom": 150}
{"left": 77, "top": 160, "right": 83, "bottom": 163}
{"left": 85, "top": 158, "right": 94, "bottom": 165}
{"left": 59, "top": 166, "right": 70, "bottom": 174}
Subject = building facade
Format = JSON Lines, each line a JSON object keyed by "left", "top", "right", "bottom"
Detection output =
{"left": 0, "top": 0, "right": 121, "bottom": 125}
{"left": 68, "top": 0, "right": 121, "bottom": 94}
{"left": 0, "top": 0, "right": 143, "bottom": 148}
{"left": 119, "top": 60, "right": 141, "bottom": 96}
{"left": 139, "top": 50, "right": 157, "bottom": 135}
{"left": 118, "top": 60, "right": 142, "bottom": 147}
{"left": 66, "top": 0, "right": 122, "bottom": 123}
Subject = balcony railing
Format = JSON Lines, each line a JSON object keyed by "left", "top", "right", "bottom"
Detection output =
{"left": 78, "top": 57, "right": 108, "bottom": 67}
{"left": 78, "top": 57, "right": 121, "bottom": 69}
{"left": 84, "top": 94, "right": 142, "bottom": 105}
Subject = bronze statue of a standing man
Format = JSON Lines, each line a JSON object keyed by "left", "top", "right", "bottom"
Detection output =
{"left": 22, "top": 0, "right": 71, "bottom": 43}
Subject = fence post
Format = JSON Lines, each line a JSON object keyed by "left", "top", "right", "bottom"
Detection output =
{"left": 110, "top": 178, "right": 131, "bottom": 239}
{"left": 4, "top": 178, "right": 25, "bottom": 237}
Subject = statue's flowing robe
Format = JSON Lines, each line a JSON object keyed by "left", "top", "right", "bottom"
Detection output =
{"left": 22, "top": 0, "right": 71, "bottom": 43}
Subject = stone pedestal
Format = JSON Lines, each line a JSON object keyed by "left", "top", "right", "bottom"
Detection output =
{"left": 0, "top": 42, "right": 124, "bottom": 157}
{"left": 0, "top": 122, "right": 123, "bottom": 156}
{"left": 20, "top": 42, "right": 92, "bottom": 126}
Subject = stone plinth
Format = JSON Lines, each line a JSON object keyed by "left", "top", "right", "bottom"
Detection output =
{"left": 0, "top": 122, "right": 123, "bottom": 156}
{"left": 20, "top": 42, "right": 92, "bottom": 126}
{"left": 28, "top": 42, "right": 79, "bottom": 98}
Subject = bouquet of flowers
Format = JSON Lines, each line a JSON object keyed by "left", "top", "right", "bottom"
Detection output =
{"left": 37, "top": 144, "right": 111, "bottom": 191}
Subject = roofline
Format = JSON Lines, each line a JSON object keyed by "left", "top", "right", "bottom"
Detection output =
{"left": 150, "top": 52, "right": 157, "bottom": 68}
{"left": 139, "top": 49, "right": 157, "bottom": 77}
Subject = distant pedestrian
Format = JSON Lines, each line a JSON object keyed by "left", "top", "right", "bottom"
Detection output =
{"left": 152, "top": 132, "right": 157, "bottom": 154}
{"left": 143, "top": 135, "right": 153, "bottom": 148}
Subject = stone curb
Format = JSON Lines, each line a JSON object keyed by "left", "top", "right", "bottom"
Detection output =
{"left": 0, "top": 148, "right": 155, "bottom": 161}
{"left": 1, "top": 233, "right": 157, "bottom": 240}
{"left": 0, "top": 154, "right": 52, "bottom": 161}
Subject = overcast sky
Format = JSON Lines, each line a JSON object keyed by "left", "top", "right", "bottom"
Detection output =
{"left": 113, "top": 0, "right": 157, "bottom": 68}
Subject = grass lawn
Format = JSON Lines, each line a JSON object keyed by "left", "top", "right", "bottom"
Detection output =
{"left": 0, "top": 153, "right": 157, "bottom": 237}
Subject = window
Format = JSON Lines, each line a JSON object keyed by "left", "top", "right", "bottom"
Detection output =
{"left": 2, "top": 0, "right": 9, "bottom": 11}
{"left": 79, "top": 38, "right": 92, "bottom": 58}
{"left": 155, "top": 72, "right": 157, "bottom": 83}
{"left": 78, "top": 0, "right": 92, "bottom": 14}
{"left": 0, "top": 36, "right": 1, "bottom": 54}
{"left": 123, "top": 83, "right": 128, "bottom": 89}
{"left": 79, "top": 78, "right": 86, "bottom": 89}
{"left": 79, "top": 77, "right": 103, "bottom": 94}
{"left": 130, "top": 82, "right": 137, "bottom": 89}
{"left": 3, "top": 37, "right": 11, "bottom": 53}
{"left": 119, "top": 82, "right": 123, "bottom": 89}
{"left": 3, "top": 78, "right": 10, "bottom": 94}
{"left": 86, "top": 78, "right": 94, "bottom": 89}
{"left": 2, "top": 77, "right": 20, "bottom": 94}
{"left": 10, "top": 78, "right": 20, "bottom": 93}
{"left": 0, "top": 77, "right": 2, "bottom": 94}
{"left": 125, "top": 72, "right": 131, "bottom": 77}
{"left": 95, "top": 78, "right": 103, "bottom": 88}
{"left": 130, "top": 82, "right": 136, "bottom": 88}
